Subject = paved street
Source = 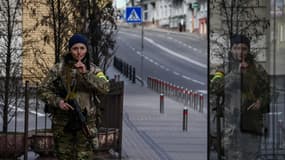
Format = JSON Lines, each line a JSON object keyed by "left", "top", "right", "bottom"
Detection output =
{"left": 107, "top": 66, "right": 207, "bottom": 160}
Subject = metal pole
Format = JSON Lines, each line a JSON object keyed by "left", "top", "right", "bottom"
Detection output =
{"left": 14, "top": 84, "right": 18, "bottom": 153}
{"left": 24, "top": 81, "right": 29, "bottom": 160}
{"left": 114, "top": 75, "right": 117, "bottom": 82}
{"left": 126, "top": 63, "right": 128, "bottom": 77}
{"left": 199, "top": 94, "right": 204, "bottom": 113}
{"left": 140, "top": 21, "right": 144, "bottom": 86}
{"left": 160, "top": 93, "right": 164, "bottom": 114}
{"left": 35, "top": 83, "right": 39, "bottom": 135}
{"left": 129, "top": 65, "right": 132, "bottom": 80}
{"left": 132, "top": 68, "right": 136, "bottom": 83}
{"left": 183, "top": 107, "right": 188, "bottom": 132}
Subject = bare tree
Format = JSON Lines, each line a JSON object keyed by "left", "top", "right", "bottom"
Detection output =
{"left": 84, "top": 0, "right": 117, "bottom": 72}
{"left": 210, "top": 0, "right": 270, "bottom": 69}
{"left": 51, "top": 0, "right": 118, "bottom": 72}
{"left": 0, "top": 0, "right": 22, "bottom": 132}
{"left": 22, "top": 0, "right": 82, "bottom": 83}
{"left": 23, "top": 0, "right": 117, "bottom": 82}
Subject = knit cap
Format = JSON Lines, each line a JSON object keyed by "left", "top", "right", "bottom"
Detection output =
{"left": 68, "top": 34, "right": 88, "bottom": 49}
{"left": 230, "top": 34, "right": 250, "bottom": 49}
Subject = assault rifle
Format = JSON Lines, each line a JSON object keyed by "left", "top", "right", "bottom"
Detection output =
{"left": 59, "top": 73, "right": 97, "bottom": 152}
{"left": 67, "top": 99, "right": 97, "bottom": 151}
{"left": 67, "top": 99, "right": 93, "bottom": 138}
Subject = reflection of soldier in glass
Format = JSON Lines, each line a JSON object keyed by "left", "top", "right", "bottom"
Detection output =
{"left": 210, "top": 67, "right": 225, "bottom": 159}
{"left": 222, "top": 34, "right": 270, "bottom": 160}
{"left": 39, "top": 34, "right": 110, "bottom": 159}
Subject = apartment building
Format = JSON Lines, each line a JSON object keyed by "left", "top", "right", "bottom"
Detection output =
{"left": 126, "top": 0, "right": 207, "bottom": 34}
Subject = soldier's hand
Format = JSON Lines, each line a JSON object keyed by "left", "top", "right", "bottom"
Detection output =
{"left": 74, "top": 60, "right": 87, "bottom": 74}
{"left": 59, "top": 100, "right": 74, "bottom": 111}
{"left": 247, "top": 99, "right": 261, "bottom": 111}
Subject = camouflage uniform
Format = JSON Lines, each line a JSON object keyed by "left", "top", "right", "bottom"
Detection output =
{"left": 210, "top": 68, "right": 225, "bottom": 157}
{"left": 222, "top": 62, "right": 269, "bottom": 160}
{"left": 38, "top": 60, "right": 109, "bottom": 160}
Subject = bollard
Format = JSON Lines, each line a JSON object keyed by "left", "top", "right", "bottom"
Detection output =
{"left": 170, "top": 83, "right": 174, "bottom": 98}
{"left": 119, "top": 59, "right": 123, "bottom": 73}
{"left": 189, "top": 90, "right": 193, "bottom": 108}
{"left": 180, "top": 87, "right": 184, "bottom": 103}
{"left": 154, "top": 78, "right": 158, "bottom": 92}
{"left": 132, "top": 68, "right": 136, "bottom": 83}
{"left": 124, "top": 62, "right": 127, "bottom": 76}
{"left": 199, "top": 94, "right": 204, "bottom": 113}
{"left": 158, "top": 79, "right": 161, "bottom": 93}
{"left": 129, "top": 65, "right": 132, "bottom": 80}
{"left": 126, "top": 63, "right": 129, "bottom": 77}
{"left": 113, "top": 57, "right": 116, "bottom": 68}
{"left": 160, "top": 93, "right": 164, "bottom": 113}
{"left": 186, "top": 90, "right": 190, "bottom": 106}
{"left": 165, "top": 82, "right": 169, "bottom": 96}
{"left": 149, "top": 77, "right": 152, "bottom": 88}
{"left": 184, "top": 89, "right": 188, "bottom": 106}
{"left": 121, "top": 61, "right": 124, "bottom": 74}
{"left": 147, "top": 77, "right": 150, "bottom": 88}
{"left": 183, "top": 107, "right": 188, "bottom": 132}
{"left": 193, "top": 92, "right": 197, "bottom": 110}
{"left": 175, "top": 86, "right": 180, "bottom": 101}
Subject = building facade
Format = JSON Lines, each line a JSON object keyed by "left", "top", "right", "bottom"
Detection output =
{"left": 126, "top": 0, "right": 207, "bottom": 34}
{"left": 22, "top": 0, "right": 55, "bottom": 84}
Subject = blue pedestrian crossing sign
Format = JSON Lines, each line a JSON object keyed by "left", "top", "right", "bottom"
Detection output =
{"left": 126, "top": 7, "right": 142, "bottom": 23}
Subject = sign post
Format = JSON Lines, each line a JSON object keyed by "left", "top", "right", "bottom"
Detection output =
{"left": 126, "top": 7, "right": 142, "bottom": 23}
{"left": 126, "top": 7, "right": 144, "bottom": 86}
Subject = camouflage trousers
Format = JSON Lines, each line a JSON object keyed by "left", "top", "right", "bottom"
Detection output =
{"left": 52, "top": 119, "right": 99, "bottom": 160}
{"left": 223, "top": 127, "right": 261, "bottom": 160}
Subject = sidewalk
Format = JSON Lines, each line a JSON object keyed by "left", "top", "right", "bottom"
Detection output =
{"left": 106, "top": 66, "right": 207, "bottom": 160}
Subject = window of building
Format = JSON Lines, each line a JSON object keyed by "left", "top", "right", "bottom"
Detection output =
{"left": 144, "top": 12, "right": 148, "bottom": 21}
{"left": 144, "top": 4, "right": 148, "bottom": 11}
{"left": 280, "top": 24, "right": 285, "bottom": 42}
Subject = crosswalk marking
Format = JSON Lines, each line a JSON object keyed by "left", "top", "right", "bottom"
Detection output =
{"left": 127, "top": 9, "right": 141, "bottom": 22}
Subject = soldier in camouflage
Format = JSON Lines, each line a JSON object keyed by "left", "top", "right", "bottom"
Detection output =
{"left": 210, "top": 67, "right": 225, "bottom": 158}
{"left": 38, "top": 34, "right": 110, "bottom": 160}
{"left": 222, "top": 35, "right": 270, "bottom": 160}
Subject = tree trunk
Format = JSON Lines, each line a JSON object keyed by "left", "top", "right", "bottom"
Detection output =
{"left": 3, "top": 0, "right": 12, "bottom": 133}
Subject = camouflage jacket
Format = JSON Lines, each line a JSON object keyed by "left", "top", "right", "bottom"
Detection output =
{"left": 224, "top": 62, "right": 270, "bottom": 135}
{"left": 38, "top": 61, "right": 110, "bottom": 126}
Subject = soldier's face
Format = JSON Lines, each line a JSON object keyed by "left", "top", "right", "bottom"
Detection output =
{"left": 231, "top": 43, "right": 249, "bottom": 62}
{"left": 70, "top": 43, "right": 87, "bottom": 61}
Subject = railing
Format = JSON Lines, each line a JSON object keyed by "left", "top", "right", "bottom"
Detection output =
{"left": 0, "top": 79, "right": 124, "bottom": 159}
